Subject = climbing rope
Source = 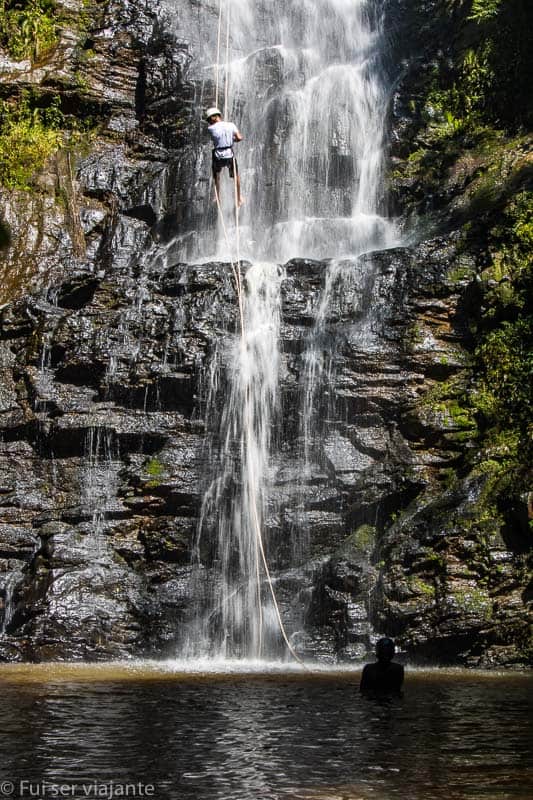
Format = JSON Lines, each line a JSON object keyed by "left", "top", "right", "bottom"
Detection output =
{"left": 211, "top": 0, "right": 306, "bottom": 669}
{"left": 248, "top": 452, "right": 308, "bottom": 668}
{"left": 232, "top": 155, "right": 243, "bottom": 328}
{"left": 213, "top": 183, "right": 244, "bottom": 332}
{"left": 224, "top": 0, "right": 231, "bottom": 117}
{"left": 214, "top": 0, "right": 223, "bottom": 109}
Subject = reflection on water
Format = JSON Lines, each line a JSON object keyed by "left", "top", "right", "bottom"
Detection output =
{"left": 0, "top": 667, "right": 531, "bottom": 800}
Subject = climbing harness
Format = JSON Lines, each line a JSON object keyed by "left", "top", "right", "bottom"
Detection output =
{"left": 210, "top": 0, "right": 307, "bottom": 669}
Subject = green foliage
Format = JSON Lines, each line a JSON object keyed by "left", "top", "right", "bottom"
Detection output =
{"left": 395, "top": 2, "right": 532, "bottom": 550}
{"left": 419, "top": 376, "right": 479, "bottom": 441}
{"left": 468, "top": 0, "right": 502, "bottom": 22}
{"left": 471, "top": 190, "right": 533, "bottom": 456}
{"left": 0, "top": 0, "right": 58, "bottom": 62}
{"left": 337, "top": 525, "right": 376, "bottom": 559}
{"left": 421, "top": 2, "right": 532, "bottom": 133}
{"left": 459, "top": 43, "right": 494, "bottom": 118}
{"left": 403, "top": 321, "right": 423, "bottom": 352}
{"left": 144, "top": 458, "right": 168, "bottom": 489}
{"left": 447, "top": 400, "right": 478, "bottom": 437}
{"left": 410, "top": 577, "right": 436, "bottom": 599}
{"left": 425, "top": 42, "right": 495, "bottom": 130}
{"left": 0, "top": 92, "right": 64, "bottom": 189}
{"left": 74, "top": 71, "right": 91, "bottom": 93}
{"left": 0, "top": 89, "right": 98, "bottom": 190}
{"left": 352, "top": 525, "right": 375, "bottom": 551}
{"left": 407, "top": 188, "right": 532, "bottom": 475}
{"left": 453, "top": 587, "right": 492, "bottom": 618}
{"left": 425, "top": 550, "right": 447, "bottom": 570}
{"left": 447, "top": 256, "right": 476, "bottom": 284}
{"left": 145, "top": 458, "right": 165, "bottom": 478}
{"left": 489, "top": 191, "right": 533, "bottom": 308}
{"left": 476, "top": 318, "right": 533, "bottom": 428}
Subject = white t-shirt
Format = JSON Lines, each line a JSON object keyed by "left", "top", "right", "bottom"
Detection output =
{"left": 208, "top": 121, "right": 238, "bottom": 159}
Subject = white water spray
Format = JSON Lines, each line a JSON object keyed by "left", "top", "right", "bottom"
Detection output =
{"left": 189, "top": 262, "right": 284, "bottom": 658}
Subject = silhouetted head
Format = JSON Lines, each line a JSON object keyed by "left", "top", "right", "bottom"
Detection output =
{"left": 375, "top": 637, "right": 395, "bottom": 663}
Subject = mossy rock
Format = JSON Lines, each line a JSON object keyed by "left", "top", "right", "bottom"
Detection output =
{"left": 450, "top": 587, "right": 493, "bottom": 620}
{"left": 337, "top": 525, "right": 376, "bottom": 558}
{"left": 410, "top": 576, "right": 436, "bottom": 599}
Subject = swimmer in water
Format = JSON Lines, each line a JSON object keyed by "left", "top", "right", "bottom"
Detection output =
{"left": 360, "top": 637, "right": 404, "bottom": 696}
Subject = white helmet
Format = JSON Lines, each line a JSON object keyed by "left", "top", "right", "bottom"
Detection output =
{"left": 206, "top": 107, "right": 222, "bottom": 119}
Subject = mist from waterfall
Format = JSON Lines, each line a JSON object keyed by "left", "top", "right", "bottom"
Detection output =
{"left": 178, "top": 0, "right": 396, "bottom": 660}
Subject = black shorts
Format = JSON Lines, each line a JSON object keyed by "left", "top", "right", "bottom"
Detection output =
{"left": 212, "top": 154, "right": 238, "bottom": 178}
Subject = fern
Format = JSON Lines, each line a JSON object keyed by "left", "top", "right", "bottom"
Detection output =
{"left": 468, "top": 0, "right": 502, "bottom": 22}
{"left": 0, "top": 93, "right": 64, "bottom": 190}
{"left": 0, "top": 0, "right": 58, "bottom": 62}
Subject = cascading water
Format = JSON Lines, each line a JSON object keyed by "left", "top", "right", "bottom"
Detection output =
{"left": 1, "top": 567, "right": 23, "bottom": 635}
{"left": 187, "top": 262, "right": 284, "bottom": 659}
{"left": 228, "top": 0, "right": 394, "bottom": 262}
{"left": 166, "top": 0, "right": 396, "bottom": 264}
{"left": 177, "top": 0, "right": 397, "bottom": 660}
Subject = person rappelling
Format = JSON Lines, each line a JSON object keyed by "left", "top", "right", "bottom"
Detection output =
{"left": 206, "top": 107, "right": 244, "bottom": 208}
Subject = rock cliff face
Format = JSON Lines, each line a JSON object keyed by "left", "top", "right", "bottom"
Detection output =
{"left": 0, "top": 0, "right": 530, "bottom": 665}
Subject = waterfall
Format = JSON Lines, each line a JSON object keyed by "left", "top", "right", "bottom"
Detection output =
{"left": 227, "top": 0, "right": 394, "bottom": 261}
{"left": 188, "top": 262, "right": 284, "bottom": 659}
{"left": 81, "top": 426, "right": 118, "bottom": 559}
{"left": 166, "top": 0, "right": 395, "bottom": 264}
{"left": 179, "top": 0, "right": 396, "bottom": 660}
{"left": 1, "top": 567, "right": 23, "bottom": 635}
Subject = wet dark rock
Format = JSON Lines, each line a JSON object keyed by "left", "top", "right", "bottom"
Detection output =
{"left": 306, "top": 531, "right": 377, "bottom": 660}
{"left": 0, "top": 239, "right": 529, "bottom": 665}
{"left": 373, "top": 470, "right": 532, "bottom": 666}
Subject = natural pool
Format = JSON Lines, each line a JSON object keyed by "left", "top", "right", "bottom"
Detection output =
{"left": 0, "top": 662, "right": 531, "bottom": 800}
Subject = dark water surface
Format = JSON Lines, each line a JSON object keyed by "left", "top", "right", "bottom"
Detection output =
{"left": 0, "top": 664, "right": 531, "bottom": 800}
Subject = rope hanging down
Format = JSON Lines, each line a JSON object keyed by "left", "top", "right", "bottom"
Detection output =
{"left": 211, "top": 0, "right": 307, "bottom": 669}
{"left": 214, "top": 0, "right": 231, "bottom": 115}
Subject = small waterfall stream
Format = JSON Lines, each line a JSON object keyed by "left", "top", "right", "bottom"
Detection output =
{"left": 181, "top": 0, "right": 397, "bottom": 660}
{"left": 189, "top": 263, "right": 284, "bottom": 658}
{"left": 1, "top": 567, "right": 23, "bottom": 635}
